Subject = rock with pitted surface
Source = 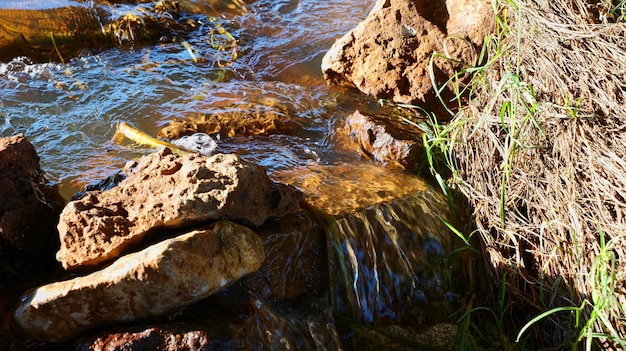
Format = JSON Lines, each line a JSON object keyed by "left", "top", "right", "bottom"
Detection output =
{"left": 346, "top": 110, "right": 424, "bottom": 170}
{"left": 56, "top": 148, "right": 301, "bottom": 270}
{"left": 15, "top": 221, "right": 265, "bottom": 343}
{"left": 322, "top": 0, "right": 493, "bottom": 110}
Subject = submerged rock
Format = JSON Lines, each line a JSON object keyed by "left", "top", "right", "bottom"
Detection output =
{"left": 274, "top": 160, "right": 469, "bottom": 332}
{"left": 272, "top": 163, "right": 429, "bottom": 217}
{"left": 322, "top": 0, "right": 493, "bottom": 109}
{"left": 0, "top": 0, "right": 246, "bottom": 63}
{"left": 331, "top": 194, "right": 467, "bottom": 327}
{"left": 158, "top": 103, "right": 300, "bottom": 140}
{"left": 57, "top": 149, "right": 301, "bottom": 270}
{"left": 242, "top": 211, "right": 328, "bottom": 302}
{"left": 15, "top": 221, "right": 265, "bottom": 343}
{"left": 346, "top": 110, "right": 424, "bottom": 170}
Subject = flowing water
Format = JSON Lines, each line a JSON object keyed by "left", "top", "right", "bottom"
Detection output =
{"left": 0, "top": 0, "right": 469, "bottom": 349}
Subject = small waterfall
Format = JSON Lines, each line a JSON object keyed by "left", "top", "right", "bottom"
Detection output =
{"left": 329, "top": 193, "right": 467, "bottom": 329}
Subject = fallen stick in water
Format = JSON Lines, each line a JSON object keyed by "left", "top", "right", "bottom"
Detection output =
{"left": 113, "top": 122, "right": 193, "bottom": 155}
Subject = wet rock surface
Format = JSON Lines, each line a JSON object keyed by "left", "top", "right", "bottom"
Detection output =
{"left": 332, "top": 193, "right": 466, "bottom": 327}
{"left": 242, "top": 211, "right": 328, "bottom": 302}
{"left": 346, "top": 109, "right": 424, "bottom": 170}
{"left": 57, "top": 149, "right": 301, "bottom": 270}
{"left": 322, "top": 0, "right": 493, "bottom": 109}
{"left": 15, "top": 221, "right": 265, "bottom": 343}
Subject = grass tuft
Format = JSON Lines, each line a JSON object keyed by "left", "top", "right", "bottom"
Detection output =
{"left": 403, "top": 0, "right": 626, "bottom": 349}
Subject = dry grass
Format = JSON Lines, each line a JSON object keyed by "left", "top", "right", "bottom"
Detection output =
{"left": 448, "top": 0, "right": 626, "bottom": 347}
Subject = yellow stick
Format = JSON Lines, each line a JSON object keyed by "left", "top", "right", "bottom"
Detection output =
{"left": 114, "top": 122, "right": 192, "bottom": 155}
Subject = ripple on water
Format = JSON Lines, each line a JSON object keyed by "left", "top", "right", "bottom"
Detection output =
{"left": 0, "top": 0, "right": 377, "bottom": 200}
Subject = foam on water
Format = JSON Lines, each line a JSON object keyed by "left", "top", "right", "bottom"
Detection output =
{"left": 170, "top": 133, "right": 218, "bottom": 156}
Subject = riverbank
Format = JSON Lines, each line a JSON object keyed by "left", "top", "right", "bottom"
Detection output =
{"left": 322, "top": 0, "right": 626, "bottom": 348}
{"left": 433, "top": 0, "right": 626, "bottom": 348}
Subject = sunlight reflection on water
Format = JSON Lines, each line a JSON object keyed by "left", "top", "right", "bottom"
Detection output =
{"left": 0, "top": 0, "right": 375, "bottom": 200}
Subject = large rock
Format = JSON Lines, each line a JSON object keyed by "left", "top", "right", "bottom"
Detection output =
{"left": 322, "top": 0, "right": 493, "bottom": 108}
{"left": 15, "top": 221, "right": 265, "bottom": 343}
{"left": 57, "top": 149, "right": 301, "bottom": 270}
{"left": 0, "top": 134, "right": 65, "bottom": 254}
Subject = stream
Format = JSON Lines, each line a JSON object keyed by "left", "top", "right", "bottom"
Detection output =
{"left": 0, "top": 0, "right": 469, "bottom": 349}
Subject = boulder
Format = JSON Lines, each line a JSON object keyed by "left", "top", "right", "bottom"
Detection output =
{"left": 321, "top": 0, "right": 493, "bottom": 109}
{"left": 346, "top": 110, "right": 424, "bottom": 170}
{"left": 57, "top": 149, "right": 301, "bottom": 270}
{"left": 0, "top": 134, "right": 65, "bottom": 255}
{"left": 15, "top": 221, "right": 265, "bottom": 343}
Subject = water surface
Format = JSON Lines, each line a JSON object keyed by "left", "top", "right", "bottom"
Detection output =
{"left": 0, "top": 0, "right": 375, "bottom": 199}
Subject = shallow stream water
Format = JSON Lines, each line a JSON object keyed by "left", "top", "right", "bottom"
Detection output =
{"left": 0, "top": 0, "right": 468, "bottom": 349}
{"left": 0, "top": 0, "right": 375, "bottom": 200}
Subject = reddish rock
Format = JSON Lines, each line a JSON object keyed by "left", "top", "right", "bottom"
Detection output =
{"left": 56, "top": 149, "right": 301, "bottom": 270}
{"left": 446, "top": 0, "right": 494, "bottom": 47}
{"left": 346, "top": 110, "right": 424, "bottom": 170}
{"left": 0, "top": 135, "right": 69, "bottom": 351}
{"left": 0, "top": 134, "right": 65, "bottom": 254}
{"left": 322, "top": 0, "right": 493, "bottom": 110}
{"left": 15, "top": 221, "right": 265, "bottom": 343}
{"left": 73, "top": 322, "right": 242, "bottom": 351}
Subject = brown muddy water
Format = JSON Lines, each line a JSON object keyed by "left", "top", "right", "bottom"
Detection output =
{"left": 0, "top": 0, "right": 469, "bottom": 349}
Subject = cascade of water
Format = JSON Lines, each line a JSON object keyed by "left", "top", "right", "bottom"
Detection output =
{"left": 329, "top": 193, "right": 466, "bottom": 329}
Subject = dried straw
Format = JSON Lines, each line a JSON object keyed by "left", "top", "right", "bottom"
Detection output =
{"left": 451, "top": 0, "right": 626, "bottom": 347}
